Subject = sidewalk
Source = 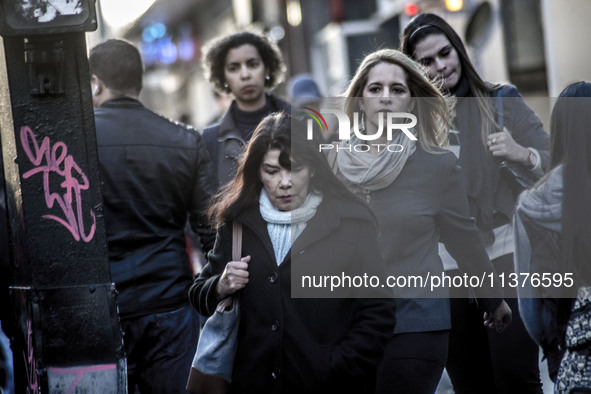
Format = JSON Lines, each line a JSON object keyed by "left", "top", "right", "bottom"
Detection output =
{"left": 435, "top": 352, "right": 554, "bottom": 393}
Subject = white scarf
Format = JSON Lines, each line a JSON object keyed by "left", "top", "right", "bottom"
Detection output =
{"left": 259, "top": 189, "right": 323, "bottom": 265}
{"left": 337, "top": 131, "right": 416, "bottom": 191}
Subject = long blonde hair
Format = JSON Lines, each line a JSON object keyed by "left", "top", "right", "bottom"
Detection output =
{"left": 343, "top": 48, "right": 451, "bottom": 152}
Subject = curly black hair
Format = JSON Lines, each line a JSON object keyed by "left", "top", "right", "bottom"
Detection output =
{"left": 202, "top": 31, "right": 285, "bottom": 94}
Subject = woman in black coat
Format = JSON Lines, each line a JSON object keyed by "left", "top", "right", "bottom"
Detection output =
{"left": 189, "top": 112, "right": 394, "bottom": 393}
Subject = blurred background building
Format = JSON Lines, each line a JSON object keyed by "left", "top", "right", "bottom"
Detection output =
{"left": 87, "top": 0, "right": 591, "bottom": 130}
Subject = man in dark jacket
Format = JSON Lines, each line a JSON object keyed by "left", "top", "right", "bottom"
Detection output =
{"left": 89, "top": 39, "right": 216, "bottom": 393}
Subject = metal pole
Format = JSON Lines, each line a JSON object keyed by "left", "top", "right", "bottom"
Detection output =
{"left": 0, "top": 28, "right": 126, "bottom": 394}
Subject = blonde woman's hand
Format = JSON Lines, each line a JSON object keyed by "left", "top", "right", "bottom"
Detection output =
{"left": 216, "top": 256, "right": 251, "bottom": 299}
{"left": 487, "top": 128, "right": 530, "bottom": 166}
{"left": 483, "top": 300, "right": 512, "bottom": 333}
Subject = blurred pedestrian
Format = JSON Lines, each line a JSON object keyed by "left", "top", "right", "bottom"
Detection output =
{"left": 202, "top": 90, "right": 234, "bottom": 128}
{"left": 288, "top": 74, "right": 322, "bottom": 109}
{"left": 288, "top": 74, "right": 337, "bottom": 142}
{"left": 402, "top": 13, "right": 550, "bottom": 393}
{"left": 334, "top": 48, "right": 510, "bottom": 394}
{"left": 201, "top": 31, "right": 289, "bottom": 186}
{"left": 89, "top": 39, "right": 217, "bottom": 393}
{"left": 514, "top": 81, "right": 591, "bottom": 392}
{"left": 0, "top": 155, "right": 14, "bottom": 394}
{"left": 189, "top": 112, "right": 394, "bottom": 393}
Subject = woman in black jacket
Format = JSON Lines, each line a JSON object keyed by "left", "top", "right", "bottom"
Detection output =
{"left": 401, "top": 13, "right": 550, "bottom": 393}
{"left": 190, "top": 112, "right": 394, "bottom": 393}
{"left": 201, "top": 31, "right": 290, "bottom": 186}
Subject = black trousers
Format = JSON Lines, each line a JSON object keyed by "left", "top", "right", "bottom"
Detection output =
{"left": 375, "top": 330, "right": 449, "bottom": 394}
{"left": 123, "top": 304, "right": 200, "bottom": 394}
{"left": 446, "top": 254, "right": 544, "bottom": 394}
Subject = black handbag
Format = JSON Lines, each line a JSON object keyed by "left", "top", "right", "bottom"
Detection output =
{"left": 494, "top": 87, "right": 540, "bottom": 193}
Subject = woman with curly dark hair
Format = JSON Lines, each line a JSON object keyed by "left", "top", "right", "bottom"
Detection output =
{"left": 201, "top": 31, "right": 289, "bottom": 186}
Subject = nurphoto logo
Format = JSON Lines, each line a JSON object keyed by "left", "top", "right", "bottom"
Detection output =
{"left": 301, "top": 107, "right": 417, "bottom": 153}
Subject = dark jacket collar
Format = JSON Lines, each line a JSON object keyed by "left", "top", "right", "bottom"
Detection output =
{"left": 100, "top": 96, "right": 144, "bottom": 109}
{"left": 217, "top": 95, "right": 291, "bottom": 142}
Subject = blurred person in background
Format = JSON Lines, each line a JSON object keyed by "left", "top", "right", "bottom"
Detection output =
{"left": 0, "top": 159, "right": 14, "bottom": 394}
{"left": 203, "top": 90, "right": 234, "bottom": 127}
{"left": 201, "top": 31, "right": 289, "bottom": 187}
{"left": 514, "top": 81, "right": 591, "bottom": 392}
{"left": 288, "top": 74, "right": 337, "bottom": 142}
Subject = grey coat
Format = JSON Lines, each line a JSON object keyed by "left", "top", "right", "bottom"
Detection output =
{"left": 339, "top": 146, "right": 503, "bottom": 333}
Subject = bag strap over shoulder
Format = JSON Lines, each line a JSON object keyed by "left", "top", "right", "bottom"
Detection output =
{"left": 232, "top": 222, "right": 242, "bottom": 262}
{"left": 217, "top": 221, "right": 243, "bottom": 311}
{"left": 494, "top": 86, "right": 504, "bottom": 130}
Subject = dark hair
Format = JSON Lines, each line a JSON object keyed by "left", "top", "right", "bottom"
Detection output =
{"left": 401, "top": 13, "right": 500, "bottom": 147}
{"left": 202, "top": 31, "right": 285, "bottom": 94}
{"left": 401, "top": 14, "right": 492, "bottom": 94}
{"left": 549, "top": 81, "right": 591, "bottom": 283}
{"left": 209, "top": 111, "right": 359, "bottom": 226}
{"left": 89, "top": 39, "right": 143, "bottom": 95}
{"left": 550, "top": 82, "right": 591, "bottom": 167}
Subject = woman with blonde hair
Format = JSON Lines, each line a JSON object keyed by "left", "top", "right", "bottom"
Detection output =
{"left": 334, "top": 48, "right": 511, "bottom": 393}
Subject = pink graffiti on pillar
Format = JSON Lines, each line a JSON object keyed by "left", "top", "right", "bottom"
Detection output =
{"left": 24, "top": 320, "right": 39, "bottom": 394}
{"left": 20, "top": 126, "right": 96, "bottom": 242}
{"left": 48, "top": 364, "right": 117, "bottom": 394}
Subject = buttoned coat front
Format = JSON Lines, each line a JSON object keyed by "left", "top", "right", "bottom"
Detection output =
{"left": 190, "top": 195, "right": 394, "bottom": 394}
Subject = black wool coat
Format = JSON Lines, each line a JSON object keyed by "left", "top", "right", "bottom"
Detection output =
{"left": 190, "top": 195, "right": 395, "bottom": 394}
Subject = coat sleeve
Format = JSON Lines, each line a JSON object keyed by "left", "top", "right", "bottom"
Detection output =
{"left": 188, "top": 225, "right": 230, "bottom": 316}
{"left": 187, "top": 131, "right": 218, "bottom": 254}
{"left": 436, "top": 157, "right": 504, "bottom": 311}
{"left": 501, "top": 85, "right": 550, "bottom": 171}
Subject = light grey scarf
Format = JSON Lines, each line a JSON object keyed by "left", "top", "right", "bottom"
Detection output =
{"left": 259, "top": 189, "right": 323, "bottom": 265}
{"left": 336, "top": 131, "right": 416, "bottom": 191}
